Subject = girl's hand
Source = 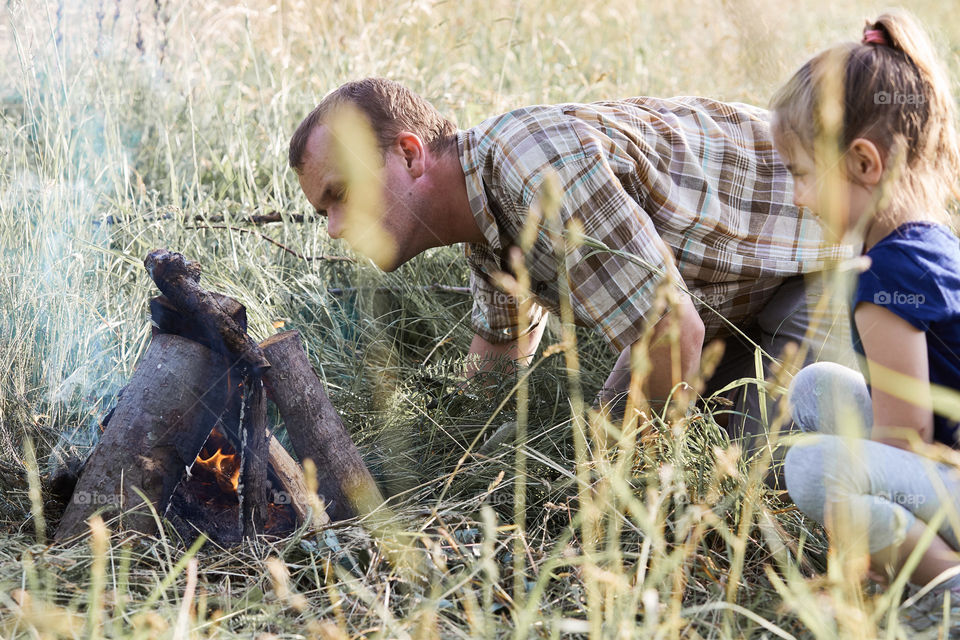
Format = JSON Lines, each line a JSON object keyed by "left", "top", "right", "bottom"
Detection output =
{"left": 854, "top": 302, "right": 934, "bottom": 451}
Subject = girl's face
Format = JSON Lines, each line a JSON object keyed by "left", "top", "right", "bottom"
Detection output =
{"left": 778, "top": 140, "right": 817, "bottom": 212}
{"left": 773, "top": 126, "right": 876, "bottom": 239}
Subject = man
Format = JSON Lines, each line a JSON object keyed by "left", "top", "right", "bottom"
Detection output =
{"left": 288, "top": 77, "right": 849, "bottom": 451}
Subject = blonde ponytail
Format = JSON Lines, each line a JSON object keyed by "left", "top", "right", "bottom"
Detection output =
{"left": 868, "top": 11, "right": 960, "bottom": 198}
{"left": 771, "top": 10, "right": 960, "bottom": 212}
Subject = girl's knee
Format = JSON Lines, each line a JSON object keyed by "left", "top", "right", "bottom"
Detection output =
{"left": 784, "top": 439, "right": 829, "bottom": 520}
{"left": 788, "top": 362, "right": 872, "bottom": 434}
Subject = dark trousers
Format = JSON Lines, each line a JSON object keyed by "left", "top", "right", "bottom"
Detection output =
{"left": 703, "top": 274, "right": 854, "bottom": 487}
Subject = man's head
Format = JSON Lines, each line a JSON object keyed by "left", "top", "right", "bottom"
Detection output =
{"left": 289, "top": 79, "right": 459, "bottom": 271}
{"left": 289, "top": 78, "right": 457, "bottom": 170}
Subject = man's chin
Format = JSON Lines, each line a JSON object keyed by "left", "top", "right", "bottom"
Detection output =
{"left": 373, "top": 252, "right": 409, "bottom": 272}
{"left": 342, "top": 233, "right": 404, "bottom": 271}
{"left": 355, "top": 245, "right": 405, "bottom": 272}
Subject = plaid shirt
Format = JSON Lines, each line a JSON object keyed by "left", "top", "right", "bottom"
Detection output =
{"left": 459, "top": 96, "right": 849, "bottom": 353}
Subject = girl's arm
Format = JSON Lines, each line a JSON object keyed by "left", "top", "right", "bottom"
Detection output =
{"left": 854, "top": 302, "right": 934, "bottom": 450}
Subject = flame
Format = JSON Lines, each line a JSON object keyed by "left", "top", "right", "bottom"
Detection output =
{"left": 195, "top": 445, "right": 241, "bottom": 493}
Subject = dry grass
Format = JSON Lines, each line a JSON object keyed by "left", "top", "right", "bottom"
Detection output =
{"left": 1, "top": 0, "right": 959, "bottom": 637}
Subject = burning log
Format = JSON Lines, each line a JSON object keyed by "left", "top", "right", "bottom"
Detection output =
{"left": 55, "top": 334, "right": 231, "bottom": 541}
{"left": 152, "top": 285, "right": 325, "bottom": 533}
{"left": 261, "top": 331, "right": 384, "bottom": 521}
{"left": 146, "top": 249, "right": 381, "bottom": 522}
{"left": 144, "top": 249, "right": 270, "bottom": 374}
{"left": 240, "top": 379, "right": 268, "bottom": 538}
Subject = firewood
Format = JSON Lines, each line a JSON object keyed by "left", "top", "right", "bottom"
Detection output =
{"left": 240, "top": 379, "right": 268, "bottom": 538}
{"left": 55, "top": 334, "right": 232, "bottom": 541}
{"left": 144, "top": 249, "right": 270, "bottom": 374}
{"left": 146, "top": 282, "right": 327, "bottom": 531}
{"left": 260, "top": 331, "right": 384, "bottom": 521}
{"left": 266, "top": 437, "right": 329, "bottom": 527}
{"left": 149, "top": 294, "right": 247, "bottom": 347}
{"left": 58, "top": 252, "right": 352, "bottom": 544}
{"left": 149, "top": 291, "right": 322, "bottom": 527}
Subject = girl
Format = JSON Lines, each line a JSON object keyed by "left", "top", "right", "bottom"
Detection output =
{"left": 771, "top": 10, "right": 960, "bottom": 629}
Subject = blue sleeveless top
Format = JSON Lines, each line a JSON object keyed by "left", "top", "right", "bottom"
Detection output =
{"left": 850, "top": 221, "right": 960, "bottom": 447}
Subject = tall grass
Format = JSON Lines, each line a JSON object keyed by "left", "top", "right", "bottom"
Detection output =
{"left": 1, "top": 0, "right": 958, "bottom": 637}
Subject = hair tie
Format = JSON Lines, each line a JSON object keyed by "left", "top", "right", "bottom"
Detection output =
{"left": 862, "top": 29, "right": 888, "bottom": 46}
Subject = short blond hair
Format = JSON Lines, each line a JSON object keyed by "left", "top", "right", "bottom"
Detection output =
{"left": 289, "top": 78, "right": 457, "bottom": 171}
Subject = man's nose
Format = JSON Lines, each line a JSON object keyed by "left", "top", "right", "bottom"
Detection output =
{"left": 326, "top": 208, "right": 344, "bottom": 239}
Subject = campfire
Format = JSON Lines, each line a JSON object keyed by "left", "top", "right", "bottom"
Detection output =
{"left": 165, "top": 426, "right": 300, "bottom": 545}
{"left": 54, "top": 249, "right": 384, "bottom": 546}
{"left": 194, "top": 427, "right": 242, "bottom": 495}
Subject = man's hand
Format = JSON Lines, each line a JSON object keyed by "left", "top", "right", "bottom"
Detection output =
{"left": 598, "top": 291, "right": 705, "bottom": 417}
{"left": 465, "top": 317, "right": 548, "bottom": 380}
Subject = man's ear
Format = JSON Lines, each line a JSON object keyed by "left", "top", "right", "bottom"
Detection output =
{"left": 395, "top": 132, "right": 425, "bottom": 178}
{"left": 846, "top": 138, "right": 884, "bottom": 186}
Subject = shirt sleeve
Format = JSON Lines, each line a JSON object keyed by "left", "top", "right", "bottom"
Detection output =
{"left": 552, "top": 128, "right": 685, "bottom": 353}
{"left": 467, "top": 246, "right": 547, "bottom": 344}
{"left": 854, "top": 244, "right": 948, "bottom": 331}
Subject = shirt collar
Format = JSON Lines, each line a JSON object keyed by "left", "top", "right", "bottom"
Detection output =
{"left": 457, "top": 128, "right": 502, "bottom": 251}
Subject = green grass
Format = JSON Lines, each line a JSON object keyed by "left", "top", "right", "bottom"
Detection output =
{"left": 1, "top": 0, "right": 959, "bottom": 637}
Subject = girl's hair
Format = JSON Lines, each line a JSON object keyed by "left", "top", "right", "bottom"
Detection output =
{"left": 771, "top": 10, "right": 960, "bottom": 213}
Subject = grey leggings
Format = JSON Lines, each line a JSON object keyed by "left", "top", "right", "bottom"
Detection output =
{"left": 784, "top": 362, "right": 960, "bottom": 553}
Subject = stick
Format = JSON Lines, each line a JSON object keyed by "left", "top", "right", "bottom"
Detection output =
{"left": 267, "top": 437, "right": 329, "bottom": 527}
{"left": 241, "top": 377, "right": 269, "bottom": 538}
{"left": 183, "top": 225, "right": 356, "bottom": 263}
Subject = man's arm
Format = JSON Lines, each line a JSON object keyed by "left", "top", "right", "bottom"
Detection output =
{"left": 465, "top": 315, "right": 548, "bottom": 379}
{"left": 598, "top": 291, "right": 705, "bottom": 413}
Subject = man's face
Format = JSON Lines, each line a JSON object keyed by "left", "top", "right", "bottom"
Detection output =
{"left": 297, "top": 125, "right": 350, "bottom": 240}
{"left": 297, "top": 124, "right": 418, "bottom": 271}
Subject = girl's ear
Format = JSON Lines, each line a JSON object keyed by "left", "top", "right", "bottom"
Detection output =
{"left": 846, "top": 138, "right": 885, "bottom": 186}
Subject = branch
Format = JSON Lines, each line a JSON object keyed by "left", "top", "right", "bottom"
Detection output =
{"left": 325, "top": 284, "right": 471, "bottom": 296}
{"left": 185, "top": 224, "right": 355, "bottom": 263}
